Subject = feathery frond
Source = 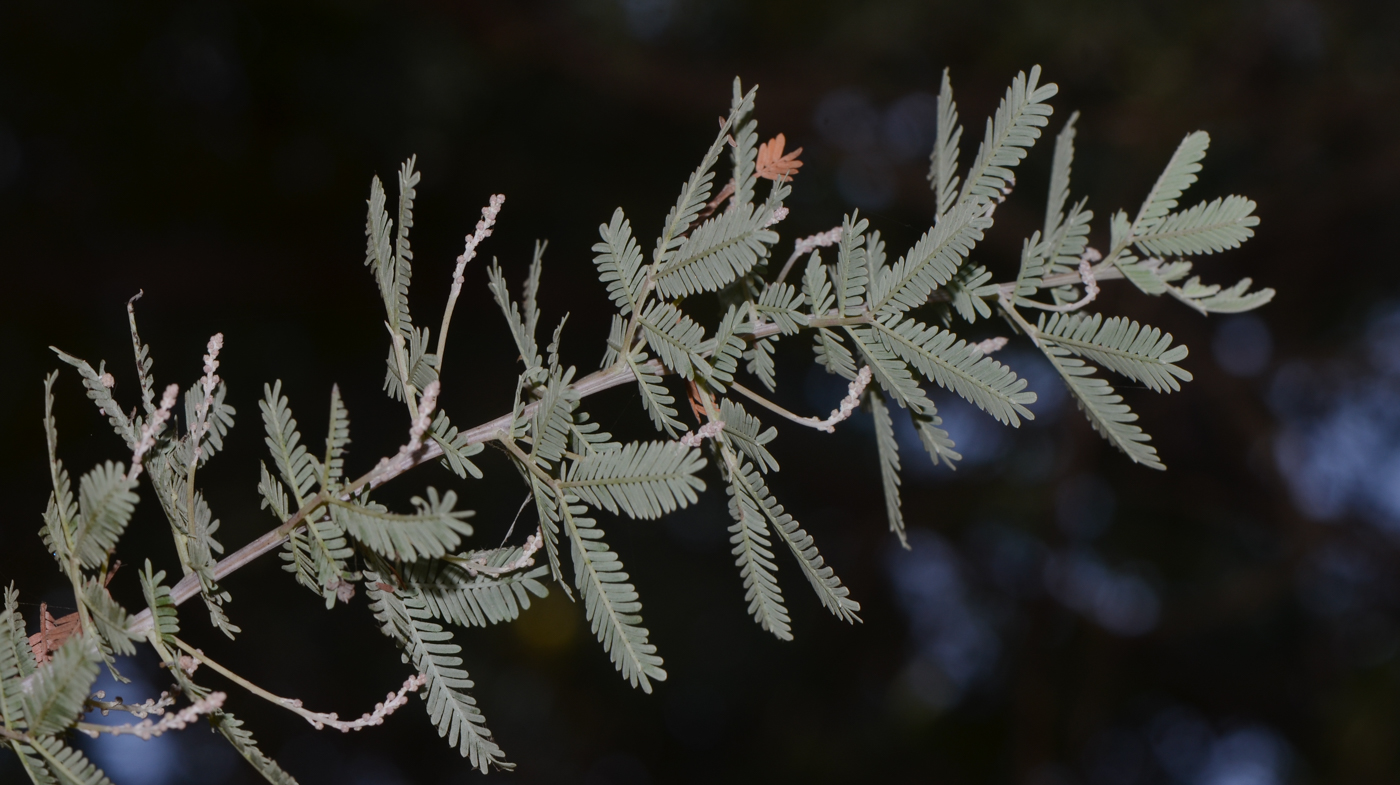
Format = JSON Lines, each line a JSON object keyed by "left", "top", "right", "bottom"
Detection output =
{"left": 41, "top": 373, "right": 78, "bottom": 564}
{"left": 732, "top": 460, "right": 861, "bottom": 623}
{"left": 833, "top": 213, "right": 870, "bottom": 317}
{"left": 755, "top": 282, "right": 808, "bottom": 335}
{"left": 430, "top": 410, "right": 485, "bottom": 480}
{"left": 730, "top": 78, "right": 760, "bottom": 205}
{"left": 366, "top": 576, "right": 509, "bottom": 772}
{"left": 391, "top": 158, "right": 420, "bottom": 339}
{"left": 1038, "top": 312, "right": 1192, "bottom": 393}
{"left": 1041, "top": 343, "right": 1164, "bottom": 469}
{"left": 1044, "top": 111, "right": 1079, "bottom": 238}
{"left": 958, "top": 65, "right": 1057, "bottom": 204}
{"left": 870, "top": 199, "right": 993, "bottom": 318}
{"left": 870, "top": 318, "right": 1036, "bottom": 425}
{"left": 139, "top": 561, "right": 180, "bottom": 647}
{"left": 2, "top": 586, "right": 36, "bottom": 728}
{"left": 720, "top": 444, "right": 790, "bottom": 640}
{"left": 843, "top": 326, "right": 933, "bottom": 415}
{"left": 1132, "top": 131, "right": 1210, "bottom": 236}
{"left": 929, "top": 68, "right": 963, "bottom": 222}
{"left": 569, "top": 410, "right": 620, "bottom": 456}
{"left": 656, "top": 199, "right": 783, "bottom": 300}
{"left": 1133, "top": 195, "right": 1259, "bottom": 257}
{"left": 637, "top": 303, "right": 712, "bottom": 382}
{"left": 259, "top": 381, "right": 316, "bottom": 507}
{"left": 79, "top": 578, "right": 137, "bottom": 657}
{"left": 557, "top": 496, "right": 667, "bottom": 693}
{"left": 405, "top": 553, "right": 549, "bottom": 629}
{"left": 746, "top": 335, "right": 780, "bottom": 391}
{"left": 487, "top": 262, "right": 541, "bottom": 375}
{"left": 527, "top": 475, "right": 568, "bottom": 593}
{"left": 703, "top": 305, "right": 747, "bottom": 392}
{"left": 185, "top": 491, "right": 239, "bottom": 639}
{"left": 23, "top": 634, "right": 99, "bottom": 737}
{"left": 49, "top": 351, "right": 135, "bottom": 447}
{"left": 1171, "top": 275, "right": 1276, "bottom": 314}
{"left": 803, "top": 251, "right": 834, "bottom": 316}
{"left": 913, "top": 408, "right": 961, "bottom": 468}
{"left": 592, "top": 209, "right": 649, "bottom": 317}
{"left": 529, "top": 369, "right": 578, "bottom": 470}
{"left": 29, "top": 735, "right": 111, "bottom": 785}
{"left": 72, "top": 462, "right": 139, "bottom": 570}
{"left": 383, "top": 325, "right": 439, "bottom": 404}
{"left": 320, "top": 385, "right": 350, "bottom": 490}
{"left": 625, "top": 349, "right": 683, "bottom": 437}
{"left": 126, "top": 296, "right": 157, "bottom": 417}
{"left": 562, "top": 441, "right": 707, "bottom": 520}
{"left": 209, "top": 710, "right": 302, "bottom": 785}
{"left": 524, "top": 241, "right": 546, "bottom": 345}
{"left": 719, "top": 398, "right": 779, "bottom": 474}
{"left": 332, "top": 489, "right": 474, "bottom": 563}
{"left": 652, "top": 88, "right": 750, "bottom": 269}
{"left": 869, "top": 393, "right": 908, "bottom": 549}
{"left": 946, "top": 262, "right": 997, "bottom": 322}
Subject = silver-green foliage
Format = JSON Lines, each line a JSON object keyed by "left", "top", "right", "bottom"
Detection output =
{"left": 5, "top": 65, "right": 1270, "bottom": 785}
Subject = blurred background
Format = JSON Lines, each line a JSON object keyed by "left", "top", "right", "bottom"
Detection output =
{"left": 2, "top": 1, "right": 1398, "bottom": 783}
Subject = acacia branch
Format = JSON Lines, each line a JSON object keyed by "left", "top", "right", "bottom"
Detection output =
{"left": 123, "top": 270, "right": 1135, "bottom": 639}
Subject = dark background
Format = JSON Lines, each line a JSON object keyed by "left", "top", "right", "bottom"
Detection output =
{"left": 2, "top": 1, "right": 1399, "bottom": 783}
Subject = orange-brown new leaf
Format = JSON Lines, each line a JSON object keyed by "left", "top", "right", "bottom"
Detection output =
{"left": 756, "top": 133, "right": 804, "bottom": 182}
{"left": 27, "top": 602, "right": 82, "bottom": 665}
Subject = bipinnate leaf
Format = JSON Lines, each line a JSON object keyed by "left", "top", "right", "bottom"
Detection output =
{"left": 29, "top": 735, "right": 111, "bottom": 785}
{"left": 78, "top": 578, "right": 137, "bottom": 658}
{"left": 23, "top": 633, "right": 100, "bottom": 737}
{"left": 72, "top": 462, "right": 139, "bottom": 571}
{"left": 1038, "top": 312, "right": 1192, "bottom": 393}
{"left": 556, "top": 495, "right": 668, "bottom": 693}
{"left": 332, "top": 489, "right": 474, "bottom": 563}
{"left": 1040, "top": 343, "right": 1164, "bottom": 470}
{"left": 209, "top": 710, "right": 301, "bottom": 785}
{"left": 592, "top": 208, "right": 648, "bottom": 317}
{"left": 869, "top": 393, "right": 908, "bottom": 549}
{"left": 870, "top": 318, "right": 1037, "bottom": 425}
{"left": 720, "top": 444, "right": 790, "bottom": 640}
{"left": 138, "top": 561, "right": 180, "bottom": 646}
{"left": 259, "top": 381, "right": 316, "bottom": 507}
{"left": 562, "top": 441, "right": 707, "bottom": 520}
{"left": 404, "top": 551, "right": 549, "bottom": 629}
{"left": 366, "top": 575, "right": 509, "bottom": 772}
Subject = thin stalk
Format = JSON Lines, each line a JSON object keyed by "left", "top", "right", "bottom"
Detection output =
{"left": 727, "top": 381, "right": 833, "bottom": 432}
{"left": 169, "top": 637, "right": 334, "bottom": 730}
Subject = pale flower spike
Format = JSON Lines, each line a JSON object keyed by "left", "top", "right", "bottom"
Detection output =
{"left": 190, "top": 332, "right": 224, "bottom": 461}
{"left": 450, "top": 194, "right": 506, "bottom": 297}
{"left": 814, "top": 366, "right": 873, "bottom": 433}
{"left": 793, "top": 226, "right": 843, "bottom": 258}
{"left": 290, "top": 673, "right": 428, "bottom": 733}
{"left": 679, "top": 420, "right": 726, "bottom": 447}
{"left": 129, "top": 382, "right": 179, "bottom": 482}
{"left": 79, "top": 692, "right": 227, "bottom": 740}
{"left": 409, "top": 379, "right": 441, "bottom": 447}
{"left": 971, "top": 336, "right": 1010, "bottom": 356}
{"left": 453, "top": 527, "right": 543, "bottom": 577}
{"left": 763, "top": 206, "right": 789, "bottom": 228}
